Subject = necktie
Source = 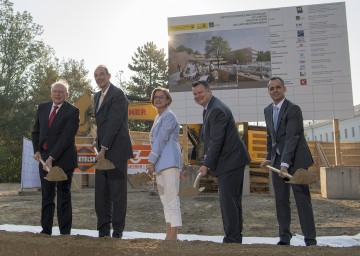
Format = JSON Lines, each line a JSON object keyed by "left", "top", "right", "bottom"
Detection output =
{"left": 273, "top": 106, "right": 279, "bottom": 131}
{"left": 48, "top": 105, "right": 58, "bottom": 127}
{"left": 43, "top": 105, "right": 58, "bottom": 151}
{"left": 97, "top": 93, "right": 104, "bottom": 111}
{"left": 203, "top": 109, "right": 206, "bottom": 122}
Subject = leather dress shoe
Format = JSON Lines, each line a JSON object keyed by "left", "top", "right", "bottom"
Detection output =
{"left": 99, "top": 232, "right": 110, "bottom": 238}
{"left": 112, "top": 232, "right": 122, "bottom": 238}
{"left": 40, "top": 230, "right": 51, "bottom": 235}
{"left": 277, "top": 241, "right": 290, "bottom": 245}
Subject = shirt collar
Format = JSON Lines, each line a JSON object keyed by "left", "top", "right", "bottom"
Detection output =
{"left": 102, "top": 84, "right": 110, "bottom": 96}
{"left": 273, "top": 98, "right": 285, "bottom": 110}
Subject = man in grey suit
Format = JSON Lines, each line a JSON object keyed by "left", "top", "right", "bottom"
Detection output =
{"left": 93, "top": 65, "right": 133, "bottom": 238}
{"left": 192, "top": 80, "right": 251, "bottom": 243}
{"left": 260, "top": 76, "right": 316, "bottom": 246}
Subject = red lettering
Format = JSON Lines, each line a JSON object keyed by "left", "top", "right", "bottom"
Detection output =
{"left": 129, "top": 108, "right": 147, "bottom": 115}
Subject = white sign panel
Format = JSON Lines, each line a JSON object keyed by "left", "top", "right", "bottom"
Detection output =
{"left": 168, "top": 2, "right": 353, "bottom": 123}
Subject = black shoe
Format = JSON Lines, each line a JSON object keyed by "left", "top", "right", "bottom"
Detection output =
{"left": 277, "top": 241, "right": 290, "bottom": 245}
{"left": 305, "top": 239, "right": 317, "bottom": 246}
{"left": 40, "top": 230, "right": 51, "bottom": 235}
{"left": 99, "top": 232, "right": 110, "bottom": 238}
{"left": 112, "top": 232, "right": 122, "bottom": 238}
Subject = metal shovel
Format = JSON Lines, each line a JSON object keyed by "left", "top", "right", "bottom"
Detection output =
{"left": 93, "top": 147, "right": 115, "bottom": 170}
{"left": 38, "top": 158, "right": 68, "bottom": 181}
{"left": 266, "top": 165, "right": 318, "bottom": 185}
{"left": 193, "top": 173, "right": 206, "bottom": 192}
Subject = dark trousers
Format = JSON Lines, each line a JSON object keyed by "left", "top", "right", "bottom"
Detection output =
{"left": 217, "top": 166, "right": 245, "bottom": 243}
{"left": 95, "top": 160, "right": 128, "bottom": 236}
{"left": 272, "top": 155, "right": 316, "bottom": 245}
{"left": 39, "top": 162, "right": 73, "bottom": 235}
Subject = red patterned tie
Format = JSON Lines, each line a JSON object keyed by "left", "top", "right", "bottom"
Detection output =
{"left": 43, "top": 105, "right": 58, "bottom": 151}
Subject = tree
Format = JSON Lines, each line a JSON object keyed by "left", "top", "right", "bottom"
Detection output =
{"left": 0, "top": 0, "right": 49, "bottom": 181}
{"left": 59, "top": 58, "right": 93, "bottom": 103}
{"left": 256, "top": 51, "right": 271, "bottom": 69}
{"left": 128, "top": 42, "right": 168, "bottom": 98}
{"left": 0, "top": 0, "right": 93, "bottom": 181}
{"left": 204, "top": 36, "right": 231, "bottom": 68}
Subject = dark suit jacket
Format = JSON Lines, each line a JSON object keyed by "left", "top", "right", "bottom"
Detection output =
{"left": 94, "top": 84, "right": 133, "bottom": 167}
{"left": 264, "top": 98, "right": 313, "bottom": 169}
{"left": 202, "top": 96, "right": 251, "bottom": 177}
{"left": 32, "top": 101, "right": 80, "bottom": 170}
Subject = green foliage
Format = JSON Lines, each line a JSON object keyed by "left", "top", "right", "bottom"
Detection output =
{"left": 127, "top": 41, "right": 168, "bottom": 99}
{"left": 0, "top": 0, "right": 92, "bottom": 182}
{"left": 59, "top": 59, "right": 93, "bottom": 103}
{"left": 128, "top": 120, "right": 153, "bottom": 132}
{"left": 204, "top": 36, "right": 231, "bottom": 68}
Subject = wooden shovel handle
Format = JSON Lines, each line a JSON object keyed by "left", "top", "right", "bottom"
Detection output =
{"left": 38, "top": 158, "right": 51, "bottom": 173}
{"left": 265, "top": 165, "right": 293, "bottom": 179}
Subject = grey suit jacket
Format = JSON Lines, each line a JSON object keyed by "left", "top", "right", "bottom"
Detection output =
{"left": 94, "top": 84, "right": 133, "bottom": 167}
{"left": 264, "top": 98, "right": 313, "bottom": 170}
{"left": 202, "top": 96, "right": 250, "bottom": 177}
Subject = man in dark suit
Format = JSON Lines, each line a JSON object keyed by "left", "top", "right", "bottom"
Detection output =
{"left": 260, "top": 76, "right": 317, "bottom": 246}
{"left": 93, "top": 65, "right": 133, "bottom": 238}
{"left": 192, "top": 80, "right": 251, "bottom": 243}
{"left": 32, "top": 80, "right": 79, "bottom": 235}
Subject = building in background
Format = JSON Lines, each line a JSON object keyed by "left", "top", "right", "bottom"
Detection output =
{"left": 304, "top": 104, "right": 360, "bottom": 142}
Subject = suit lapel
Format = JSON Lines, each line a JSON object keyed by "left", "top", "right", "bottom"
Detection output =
{"left": 94, "top": 92, "right": 101, "bottom": 112}
{"left": 96, "top": 84, "right": 113, "bottom": 113}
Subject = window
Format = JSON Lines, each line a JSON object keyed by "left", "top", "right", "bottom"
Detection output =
{"left": 320, "top": 134, "right": 323, "bottom": 141}
{"left": 326, "top": 133, "right": 328, "bottom": 142}
{"left": 352, "top": 127, "right": 355, "bottom": 137}
{"left": 344, "top": 129, "right": 348, "bottom": 139}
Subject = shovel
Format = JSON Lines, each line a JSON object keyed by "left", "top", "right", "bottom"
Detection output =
{"left": 38, "top": 158, "right": 68, "bottom": 182}
{"left": 146, "top": 170, "right": 158, "bottom": 196}
{"left": 93, "top": 147, "right": 115, "bottom": 170}
{"left": 265, "top": 165, "right": 318, "bottom": 185}
{"left": 193, "top": 173, "right": 206, "bottom": 192}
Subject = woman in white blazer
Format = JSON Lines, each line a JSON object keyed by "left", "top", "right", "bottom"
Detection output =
{"left": 147, "top": 87, "right": 182, "bottom": 240}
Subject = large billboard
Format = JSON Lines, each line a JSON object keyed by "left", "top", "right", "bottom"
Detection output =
{"left": 168, "top": 2, "right": 354, "bottom": 123}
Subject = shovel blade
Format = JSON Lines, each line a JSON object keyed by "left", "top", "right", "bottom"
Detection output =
{"left": 94, "top": 159, "right": 115, "bottom": 170}
{"left": 44, "top": 166, "right": 68, "bottom": 182}
{"left": 286, "top": 169, "right": 318, "bottom": 185}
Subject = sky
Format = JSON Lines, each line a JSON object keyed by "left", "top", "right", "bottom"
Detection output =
{"left": 10, "top": 0, "right": 360, "bottom": 106}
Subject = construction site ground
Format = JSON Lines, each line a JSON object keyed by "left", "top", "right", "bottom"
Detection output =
{"left": 0, "top": 179, "right": 360, "bottom": 256}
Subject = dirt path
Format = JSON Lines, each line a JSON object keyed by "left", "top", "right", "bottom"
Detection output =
{"left": 0, "top": 183, "right": 359, "bottom": 255}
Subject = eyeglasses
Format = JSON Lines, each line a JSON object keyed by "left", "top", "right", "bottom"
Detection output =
{"left": 154, "top": 95, "right": 167, "bottom": 100}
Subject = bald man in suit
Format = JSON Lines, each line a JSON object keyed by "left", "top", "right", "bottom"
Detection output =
{"left": 93, "top": 65, "right": 133, "bottom": 238}
{"left": 32, "top": 80, "right": 79, "bottom": 235}
{"left": 260, "top": 76, "right": 316, "bottom": 246}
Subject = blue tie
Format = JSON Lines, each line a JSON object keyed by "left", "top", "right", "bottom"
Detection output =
{"left": 273, "top": 106, "right": 279, "bottom": 131}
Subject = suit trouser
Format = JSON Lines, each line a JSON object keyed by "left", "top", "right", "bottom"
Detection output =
{"left": 95, "top": 160, "right": 127, "bottom": 236}
{"left": 156, "top": 168, "right": 182, "bottom": 227}
{"left": 39, "top": 154, "right": 73, "bottom": 235}
{"left": 217, "top": 166, "right": 245, "bottom": 243}
{"left": 272, "top": 155, "right": 316, "bottom": 244}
